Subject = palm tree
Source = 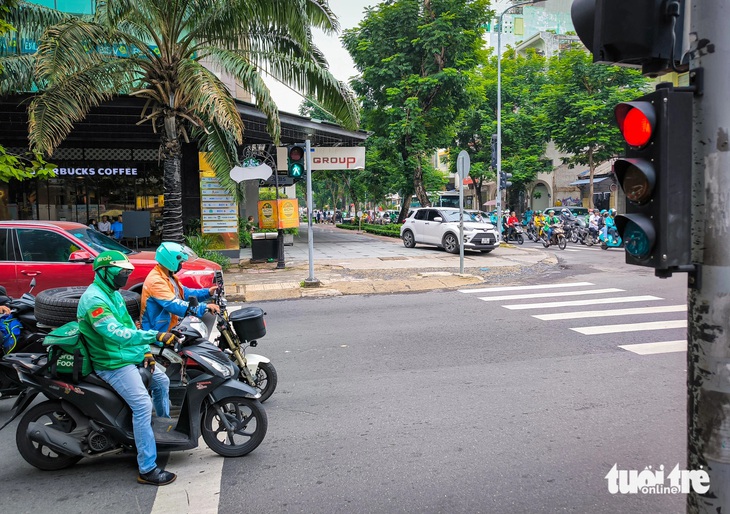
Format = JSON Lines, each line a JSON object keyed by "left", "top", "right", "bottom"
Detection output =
{"left": 2, "top": 0, "right": 359, "bottom": 242}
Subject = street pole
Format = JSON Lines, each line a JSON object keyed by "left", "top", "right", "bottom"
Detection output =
{"left": 496, "top": 0, "right": 543, "bottom": 239}
{"left": 688, "top": 1, "right": 730, "bottom": 511}
{"left": 304, "top": 139, "right": 320, "bottom": 286}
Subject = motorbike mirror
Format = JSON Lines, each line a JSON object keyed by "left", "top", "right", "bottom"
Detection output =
{"left": 68, "top": 250, "right": 94, "bottom": 263}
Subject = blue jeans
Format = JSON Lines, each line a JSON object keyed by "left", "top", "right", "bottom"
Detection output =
{"left": 96, "top": 364, "right": 169, "bottom": 474}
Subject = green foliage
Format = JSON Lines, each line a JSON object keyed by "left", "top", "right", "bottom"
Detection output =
{"left": 336, "top": 223, "right": 401, "bottom": 238}
{"left": 258, "top": 188, "right": 278, "bottom": 201}
{"left": 184, "top": 234, "right": 231, "bottom": 271}
{"left": 0, "top": 146, "right": 56, "bottom": 182}
{"left": 343, "top": 0, "right": 491, "bottom": 206}
{"left": 184, "top": 217, "right": 201, "bottom": 236}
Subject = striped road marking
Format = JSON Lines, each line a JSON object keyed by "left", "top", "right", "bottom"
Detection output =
{"left": 619, "top": 340, "right": 687, "bottom": 355}
{"left": 478, "top": 288, "right": 623, "bottom": 302}
{"left": 534, "top": 305, "right": 686, "bottom": 321}
{"left": 459, "top": 282, "right": 594, "bottom": 294}
{"left": 571, "top": 319, "right": 687, "bottom": 335}
{"left": 503, "top": 295, "right": 662, "bottom": 310}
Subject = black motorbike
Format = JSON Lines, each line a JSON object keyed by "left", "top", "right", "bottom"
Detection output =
{"left": 3, "top": 305, "right": 267, "bottom": 471}
{"left": 502, "top": 224, "right": 525, "bottom": 245}
{"left": 0, "top": 279, "right": 49, "bottom": 398}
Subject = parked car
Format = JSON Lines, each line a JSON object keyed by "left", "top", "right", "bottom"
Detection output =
{"left": 400, "top": 207, "right": 500, "bottom": 254}
{"left": 0, "top": 220, "right": 220, "bottom": 297}
{"left": 542, "top": 206, "right": 590, "bottom": 218}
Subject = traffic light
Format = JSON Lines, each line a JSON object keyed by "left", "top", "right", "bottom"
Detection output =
{"left": 287, "top": 145, "right": 305, "bottom": 178}
{"left": 571, "top": 0, "right": 687, "bottom": 76}
{"left": 499, "top": 171, "right": 512, "bottom": 190}
{"left": 613, "top": 83, "right": 692, "bottom": 275}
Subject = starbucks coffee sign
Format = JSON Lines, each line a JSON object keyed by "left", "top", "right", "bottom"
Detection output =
{"left": 53, "top": 167, "right": 138, "bottom": 176}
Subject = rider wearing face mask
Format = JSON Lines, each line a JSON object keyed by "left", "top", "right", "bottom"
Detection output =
{"left": 140, "top": 242, "right": 219, "bottom": 335}
{"left": 77, "top": 250, "right": 178, "bottom": 486}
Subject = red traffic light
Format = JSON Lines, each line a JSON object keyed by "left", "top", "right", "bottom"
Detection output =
{"left": 615, "top": 102, "right": 655, "bottom": 148}
{"left": 288, "top": 146, "right": 304, "bottom": 161}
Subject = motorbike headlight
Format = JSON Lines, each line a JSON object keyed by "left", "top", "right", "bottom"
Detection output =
{"left": 196, "top": 354, "right": 233, "bottom": 378}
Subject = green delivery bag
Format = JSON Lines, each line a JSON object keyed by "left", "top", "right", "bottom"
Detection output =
{"left": 42, "top": 322, "right": 93, "bottom": 383}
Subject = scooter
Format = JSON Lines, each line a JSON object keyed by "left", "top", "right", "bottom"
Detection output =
{"left": 3, "top": 306, "right": 267, "bottom": 471}
{"left": 0, "top": 278, "right": 49, "bottom": 398}
{"left": 542, "top": 223, "right": 567, "bottom": 250}
{"left": 599, "top": 228, "right": 623, "bottom": 250}
{"left": 156, "top": 272, "right": 277, "bottom": 403}
{"left": 502, "top": 224, "right": 525, "bottom": 245}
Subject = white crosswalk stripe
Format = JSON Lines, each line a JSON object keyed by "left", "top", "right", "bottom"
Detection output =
{"left": 477, "top": 288, "right": 623, "bottom": 302}
{"left": 460, "top": 281, "right": 686, "bottom": 355}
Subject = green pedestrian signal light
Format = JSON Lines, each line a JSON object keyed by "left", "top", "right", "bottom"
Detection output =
{"left": 287, "top": 145, "right": 305, "bottom": 178}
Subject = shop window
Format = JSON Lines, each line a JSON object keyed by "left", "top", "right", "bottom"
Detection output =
{"left": 16, "top": 228, "right": 80, "bottom": 262}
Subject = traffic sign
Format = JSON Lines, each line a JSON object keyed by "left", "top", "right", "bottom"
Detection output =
{"left": 456, "top": 150, "right": 470, "bottom": 180}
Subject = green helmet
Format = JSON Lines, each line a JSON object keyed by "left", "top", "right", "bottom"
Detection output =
{"left": 93, "top": 250, "right": 134, "bottom": 272}
{"left": 155, "top": 242, "right": 189, "bottom": 272}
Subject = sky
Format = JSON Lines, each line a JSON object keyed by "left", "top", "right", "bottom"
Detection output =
{"left": 264, "top": 0, "right": 379, "bottom": 114}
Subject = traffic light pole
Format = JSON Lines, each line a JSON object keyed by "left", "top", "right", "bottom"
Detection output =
{"left": 688, "top": 2, "right": 730, "bottom": 511}
{"left": 304, "top": 139, "right": 319, "bottom": 286}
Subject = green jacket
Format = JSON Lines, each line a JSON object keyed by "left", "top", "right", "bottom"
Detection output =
{"left": 77, "top": 277, "right": 159, "bottom": 371}
{"left": 545, "top": 215, "right": 561, "bottom": 226}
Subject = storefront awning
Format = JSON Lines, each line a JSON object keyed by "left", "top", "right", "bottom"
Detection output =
{"left": 570, "top": 177, "right": 609, "bottom": 186}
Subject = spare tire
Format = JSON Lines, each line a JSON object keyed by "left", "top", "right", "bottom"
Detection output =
{"left": 35, "top": 287, "right": 141, "bottom": 327}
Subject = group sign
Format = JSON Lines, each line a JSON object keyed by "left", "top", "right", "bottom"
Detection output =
{"left": 275, "top": 147, "right": 365, "bottom": 171}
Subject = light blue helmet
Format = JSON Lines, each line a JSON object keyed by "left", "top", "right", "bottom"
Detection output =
{"left": 155, "top": 242, "right": 189, "bottom": 273}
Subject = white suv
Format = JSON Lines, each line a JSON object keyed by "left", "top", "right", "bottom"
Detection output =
{"left": 400, "top": 207, "right": 500, "bottom": 254}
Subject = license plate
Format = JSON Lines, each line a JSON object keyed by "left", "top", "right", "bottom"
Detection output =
{"left": 481, "top": 238, "right": 491, "bottom": 244}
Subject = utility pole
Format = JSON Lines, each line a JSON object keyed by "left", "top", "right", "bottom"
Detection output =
{"left": 687, "top": 1, "right": 730, "bottom": 511}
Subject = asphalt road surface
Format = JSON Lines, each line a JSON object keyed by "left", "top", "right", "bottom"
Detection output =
{"left": 0, "top": 241, "right": 689, "bottom": 514}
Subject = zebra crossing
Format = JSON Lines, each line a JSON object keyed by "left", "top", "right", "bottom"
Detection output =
{"left": 458, "top": 281, "right": 687, "bottom": 355}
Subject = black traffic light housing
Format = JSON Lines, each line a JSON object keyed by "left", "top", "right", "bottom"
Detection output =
{"left": 613, "top": 84, "right": 692, "bottom": 275}
{"left": 287, "top": 145, "right": 305, "bottom": 178}
{"left": 571, "top": 0, "right": 687, "bottom": 76}
{"left": 499, "top": 171, "right": 512, "bottom": 190}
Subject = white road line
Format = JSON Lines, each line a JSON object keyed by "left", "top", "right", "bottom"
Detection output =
{"left": 534, "top": 305, "right": 686, "bottom": 321}
{"left": 151, "top": 438, "right": 223, "bottom": 514}
{"left": 563, "top": 249, "right": 580, "bottom": 252}
{"left": 571, "top": 319, "right": 687, "bottom": 335}
{"left": 619, "top": 340, "right": 687, "bottom": 355}
{"left": 459, "top": 282, "right": 594, "bottom": 294}
{"left": 503, "top": 295, "right": 662, "bottom": 310}
{"left": 478, "top": 288, "right": 623, "bottom": 302}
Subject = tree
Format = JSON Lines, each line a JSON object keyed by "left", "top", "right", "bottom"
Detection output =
{"left": 343, "top": 0, "right": 490, "bottom": 218}
{"left": 0, "top": 0, "right": 56, "bottom": 183}
{"left": 539, "top": 48, "right": 649, "bottom": 208}
{"left": 2, "top": 0, "right": 359, "bottom": 242}
{"left": 450, "top": 49, "right": 551, "bottom": 210}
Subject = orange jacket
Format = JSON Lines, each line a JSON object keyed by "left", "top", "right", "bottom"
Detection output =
{"left": 140, "top": 264, "right": 209, "bottom": 332}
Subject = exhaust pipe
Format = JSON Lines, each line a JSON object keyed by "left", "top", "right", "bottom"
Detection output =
{"left": 27, "top": 422, "right": 83, "bottom": 457}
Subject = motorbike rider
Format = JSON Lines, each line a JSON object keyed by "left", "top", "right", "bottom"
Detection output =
{"left": 77, "top": 250, "right": 178, "bottom": 486}
{"left": 140, "top": 242, "right": 219, "bottom": 336}
{"left": 506, "top": 211, "right": 519, "bottom": 240}
{"left": 606, "top": 209, "right": 619, "bottom": 242}
{"left": 0, "top": 287, "right": 9, "bottom": 315}
{"left": 544, "top": 209, "right": 561, "bottom": 243}
{"left": 588, "top": 209, "right": 600, "bottom": 240}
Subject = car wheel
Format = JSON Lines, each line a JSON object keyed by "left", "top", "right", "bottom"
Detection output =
{"left": 402, "top": 230, "right": 416, "bottom": 249}
{"left": 442, "top": 233, "right": 459, "bottom": 254}
{"left": 35, "top": 287, "right": 141, "bottom": 327}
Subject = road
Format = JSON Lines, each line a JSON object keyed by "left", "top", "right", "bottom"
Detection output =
{"left": 0, "top": 239, "right": 689, "bottom": 513}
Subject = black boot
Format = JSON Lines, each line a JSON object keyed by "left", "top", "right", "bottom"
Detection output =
{"left": 138, "top": 467, "right": 177, "bottom": 486}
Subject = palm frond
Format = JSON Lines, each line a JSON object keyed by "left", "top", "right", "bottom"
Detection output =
{"left": 6, "top": 1, "right": 71, "bottom": 42}
{"left": 191, "top": 122, "right": 240, "bottom": 193}
{"left": 28, "top": 58, "right": 138, "bottom": 156}
{"left": 204, "top": 47, "right": 282, "bottom": 144}
{"left": 0, "top": 53, "right": 38, "bottom": 94}
{"left": 176, "top": 58, "right": 244, "bottom": 142}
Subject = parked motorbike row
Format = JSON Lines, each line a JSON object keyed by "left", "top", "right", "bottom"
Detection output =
{"left": 0, "top": 272, "right": 276, "bottom": 472}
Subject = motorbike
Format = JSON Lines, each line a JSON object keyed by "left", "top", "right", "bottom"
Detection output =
{"left": 2, "top": 303, "right": 267, "bottom": 471}
{"left": 599, "top": 227, "right": 623, "bottom": 250}
{"left": 542, "top": 223, "right": 567, "bottom": 250}
{"left": 156, "top": 272, "right": 277, "bottom": 403}
{"left": 502, "top": 224, "right": 525, "bottom": 245}
{"left": 0, "top": 278, "right": 49, "bottom": 398}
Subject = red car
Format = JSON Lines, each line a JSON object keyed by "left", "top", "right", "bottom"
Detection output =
{"left": 0, "top": 221, "right": 221, "bottom": 297}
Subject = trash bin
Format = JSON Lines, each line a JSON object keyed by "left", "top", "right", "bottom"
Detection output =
{"left": 251, "top": 232, "right": 278, "bottom": 262}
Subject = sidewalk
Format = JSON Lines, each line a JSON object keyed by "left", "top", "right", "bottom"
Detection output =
{"left": 222, "top": 225, "right": 556, "bottom": 301}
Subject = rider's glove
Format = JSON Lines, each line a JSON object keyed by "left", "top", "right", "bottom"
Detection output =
{"left": 156, "top": 332, "right": 178, "bottom": 347}
{"left": 142, "top": 352, "right": 156, "bottom": 372}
